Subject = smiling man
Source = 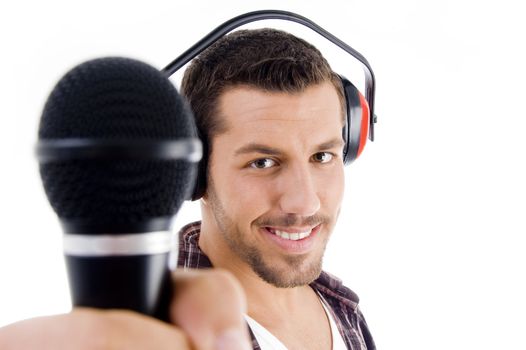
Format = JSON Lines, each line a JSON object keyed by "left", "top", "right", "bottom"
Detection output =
{"left": 0, "top": 25, "right": 375, "bottom": 350}
{"left": 177, "top": 28, "right": 375, "bottom": 349}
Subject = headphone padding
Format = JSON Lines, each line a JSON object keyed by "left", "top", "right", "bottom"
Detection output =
{"left": 341, "top": 77, "right": 369, "bottom": 164}
{"left": 357, "top": 92, "right": 370, "bottom": 158}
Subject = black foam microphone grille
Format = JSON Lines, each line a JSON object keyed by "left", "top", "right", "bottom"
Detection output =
{"left": 39, "top": 57, "right": 194, "bottom": 139}
{"left": 38, "top": 57, "right": 197, "bottom": 223}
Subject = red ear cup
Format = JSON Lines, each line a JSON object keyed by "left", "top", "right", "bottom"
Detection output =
{"left": 341, "top": 77, "right": 370, "bottom": 165}
{"left": 356, "top": 92, "right": 370, "bottom": 159}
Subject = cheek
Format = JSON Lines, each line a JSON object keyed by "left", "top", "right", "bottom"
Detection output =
{"left": 318, "top": 166, "right": 345, "bottom": 209}
{"left": 211, "top": 164, "right": 274, "bottom": 223}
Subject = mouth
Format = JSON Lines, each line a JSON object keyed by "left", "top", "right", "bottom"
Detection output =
{"left": 265, "top": 227, "right": 314, "bottom": 241}
{"left": 260, "top": 224, "right": 322, "bottom": 254}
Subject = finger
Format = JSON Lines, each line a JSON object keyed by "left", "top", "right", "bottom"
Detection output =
{"left": 0, "top": 308, "right": 192, "bottom": 350}
{"left": 171, "top": 268, "right": 251, "bottom": 350}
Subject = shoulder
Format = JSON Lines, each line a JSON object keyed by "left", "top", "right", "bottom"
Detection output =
{"left": 312, "top": 271, "right": 377, "bottom": 349}
{"left": 176, "top": 221, "right": 213, "bottom": 269}
{"left": 312, "top": 270, "right": 360, "bottom": 307}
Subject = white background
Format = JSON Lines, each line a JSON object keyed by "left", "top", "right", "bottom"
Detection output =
{"left": 1, "top": 0, "right": 525, "bottom": 348}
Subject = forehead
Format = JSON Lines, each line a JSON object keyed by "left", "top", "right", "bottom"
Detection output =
{"left": 214, "top": 82, "right": 343, "bottom": 150}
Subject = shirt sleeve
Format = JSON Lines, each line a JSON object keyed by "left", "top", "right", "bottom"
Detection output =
{"left": 357, "top": 307, "right": 376, "bottom": 350}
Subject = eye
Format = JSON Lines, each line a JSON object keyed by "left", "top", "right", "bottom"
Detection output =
{"left": 250, "top": 158, "right": 277, "bottom": 169}
{"left": 312, "top": 152, "right": 334, "bottom": 163}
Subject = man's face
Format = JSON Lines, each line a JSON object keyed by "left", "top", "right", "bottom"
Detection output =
{"left": 205, "top": 82, "right": 345, "bottom": 288}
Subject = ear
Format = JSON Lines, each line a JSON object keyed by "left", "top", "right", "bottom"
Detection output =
{"left": 200, "top": 191, "right": 209, "bottom": 204}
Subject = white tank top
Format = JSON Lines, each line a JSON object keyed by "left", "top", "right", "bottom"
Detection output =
{"left": 244, "top": 294, "right": 347, "bottom": 350}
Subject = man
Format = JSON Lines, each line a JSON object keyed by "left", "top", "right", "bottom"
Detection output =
{"left": 0, "top": 29, "right": 374, "bottom": 350}
{"left": 176, "top": 28, "right": 375, "bottom": 349}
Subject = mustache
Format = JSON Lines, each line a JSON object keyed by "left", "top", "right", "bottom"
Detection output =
{"left": 254, "top": 213, "right": 330, "bottom": 228}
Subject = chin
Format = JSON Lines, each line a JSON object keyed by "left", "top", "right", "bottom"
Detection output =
{"left": 250, "top": 251, "right": 324, "bottom": 288}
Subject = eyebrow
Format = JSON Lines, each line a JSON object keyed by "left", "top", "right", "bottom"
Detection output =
{"left": 234, "top": 138, "right": 345, "bottom": 157}
{"left": 234, "top": 143, "right": 282, "bottom": 157}
{"left": 317, "top": 138, "right": 345, "bottom": 151}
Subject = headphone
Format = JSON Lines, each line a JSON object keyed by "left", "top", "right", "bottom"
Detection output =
{"left": 161, "top": 10, "right": 377, "bottom": 200}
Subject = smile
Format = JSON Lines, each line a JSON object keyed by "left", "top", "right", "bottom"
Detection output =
{"left": 266, "top": 227, "right": 314, "bottom": 241}
{"left": 260, "top": 225, "right": 322, "bottom": 254}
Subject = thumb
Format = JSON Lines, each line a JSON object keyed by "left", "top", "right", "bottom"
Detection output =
{"left": 170, "top": 269, "right": 251, "bottom": 350}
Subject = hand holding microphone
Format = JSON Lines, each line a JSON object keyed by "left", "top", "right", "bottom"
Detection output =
{"left": 0, "top": 269, "right": 250, "bottom": 350}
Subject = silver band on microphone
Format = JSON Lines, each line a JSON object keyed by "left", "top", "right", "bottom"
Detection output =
{"left": 63, "top": 231, "right": 172, "bottom": 256}
{"left": 36, "top": 138, "right": 202, "bottom": 163}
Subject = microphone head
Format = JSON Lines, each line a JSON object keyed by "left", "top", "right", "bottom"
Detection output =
{"left": 38, "top": 57, "right": 198, "bottom": 233}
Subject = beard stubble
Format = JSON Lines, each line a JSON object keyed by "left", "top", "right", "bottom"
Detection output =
{"left": 207, "top": 181, "right": 332, "bottom": 288}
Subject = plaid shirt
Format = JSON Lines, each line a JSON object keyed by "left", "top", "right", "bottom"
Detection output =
{"left": 177, "top": 221, "right": 376, "bottom": 350}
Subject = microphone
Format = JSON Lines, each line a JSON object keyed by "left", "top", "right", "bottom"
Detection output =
{"left": 35, "top": 57, "right": 201, "bottom": 321}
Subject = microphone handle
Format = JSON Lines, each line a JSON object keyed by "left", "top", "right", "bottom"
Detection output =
{"left": 65, "top": 253, "right": 172, "bottom": 322}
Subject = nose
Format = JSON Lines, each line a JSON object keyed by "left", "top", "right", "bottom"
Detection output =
{"left": 278, "top": 164, "right": 321, "bottom": 217}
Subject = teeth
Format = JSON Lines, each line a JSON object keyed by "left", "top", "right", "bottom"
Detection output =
{"left": 271, "top": 229, "right": 311, "bottom": 241}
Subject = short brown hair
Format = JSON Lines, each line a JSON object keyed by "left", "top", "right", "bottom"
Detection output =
{"left": 181, "top": 28, "right": 344, "bottom": 144}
